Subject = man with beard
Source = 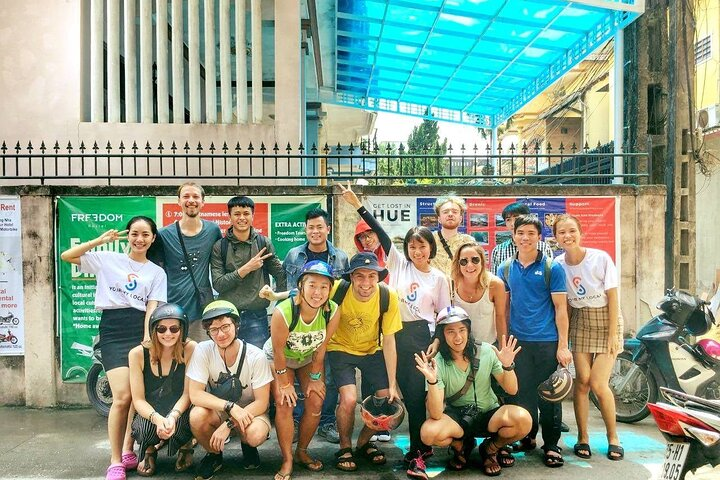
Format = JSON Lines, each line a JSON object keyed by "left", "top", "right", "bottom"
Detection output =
{"left": 210, "top": 195, "right": 286, "bottom": 349}
{"left": 158, "top": 183, "right": 222, "bottom": 341}
{"left": 430, "top": 195, "right": 474, "bottom": 277}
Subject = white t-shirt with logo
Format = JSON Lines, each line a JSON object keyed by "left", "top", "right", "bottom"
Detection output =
{"left": 80, "top": 251, "right": 167, "bottom": 311}
{"left": 186, "top": 339, "right": 273, "bottom": 408}
{"left": 555, "top": 248, "right": 618, "bottom": 309}
{"left": 387, "top": 246, "right": 451, "bottom": 332}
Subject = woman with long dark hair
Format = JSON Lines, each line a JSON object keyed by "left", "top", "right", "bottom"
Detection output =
{"left": 61, "top": 216, "right": 166, "bottom": 480}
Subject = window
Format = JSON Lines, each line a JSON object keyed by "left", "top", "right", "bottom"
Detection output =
{"left": 695, "top": 35, "right": 711, "bottom": 65}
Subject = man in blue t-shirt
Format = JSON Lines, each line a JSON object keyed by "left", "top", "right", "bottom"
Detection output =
{"left": 498, "top": 214, "right": 571, "bottom": 468}
{"left": 158, "top": 183, "right": 222, "bottom": 341}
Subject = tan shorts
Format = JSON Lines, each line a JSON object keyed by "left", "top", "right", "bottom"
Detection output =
{"left": 217, "top": 410, "right": 272, "bottom": 438}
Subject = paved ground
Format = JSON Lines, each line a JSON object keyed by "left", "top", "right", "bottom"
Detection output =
{"left": 0, "top": 402, "right": 684, "bottom": 480}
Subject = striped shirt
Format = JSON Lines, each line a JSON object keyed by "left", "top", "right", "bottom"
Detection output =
{"left": 490, "top": 239, "right": 555, "bottom": 275}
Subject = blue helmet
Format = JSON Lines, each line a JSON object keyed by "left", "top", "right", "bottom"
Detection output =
{"left": 298, "top": 260, "right": 335, "bottom": 283}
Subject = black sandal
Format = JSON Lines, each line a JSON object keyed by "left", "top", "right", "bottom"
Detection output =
{"left": 607, "top": 444, "right": 624, "bottom": 461}
{"left": 496, "top": 445, "right": 515, "bottom": 468}
{"left": 479, "top": 439, "right": 502, "bottom": 477}
{"left": 355, "top": 442, "right": 386, "bottom": 465}
{"left": 334, "top": 447, "right": 357, "bottom": 472}
{"left": 573, "top": 443, "right": 592, "bottom": 459}
{"left": 447, "top": 437, "right": 474, "bottom": 471}
{"left": 512, "top": 436, "right": 536, "bottom": 452}
{"left": 542, "top": 445, "right": 565, "bottom": 468}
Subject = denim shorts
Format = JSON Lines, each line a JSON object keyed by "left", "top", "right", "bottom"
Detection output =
{"left": 327, "top": 350, "right": 389, "bottom": 394}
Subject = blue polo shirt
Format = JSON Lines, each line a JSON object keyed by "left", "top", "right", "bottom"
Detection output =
{"left": 499, "top": 252, "right": 567, "bottom": 342}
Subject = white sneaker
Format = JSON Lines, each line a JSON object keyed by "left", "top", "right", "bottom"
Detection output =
{"left": 370, "top": 433, "right": 378, "bottom": 442}
{"left": 376, "top": 430, "right": 391, "bottom": 442}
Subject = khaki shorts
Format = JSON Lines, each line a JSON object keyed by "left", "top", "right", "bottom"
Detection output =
{"left": 217, "top": 410, "right": 271, "bottom": 438}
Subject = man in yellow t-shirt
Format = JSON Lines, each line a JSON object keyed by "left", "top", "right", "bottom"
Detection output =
{"left": 327, "top": 252, "right": 402, "bottom": 472}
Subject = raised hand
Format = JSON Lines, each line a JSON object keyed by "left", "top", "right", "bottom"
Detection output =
{"left": 491, "top": 335, "right": 522, "bottom": 368}
{"left": 240, "top": 247, "right": 273, "bottom": 276}
{"left": 338, "top": 181, "right": 362, "bottom": 209}
{"left": 414, "top": 351, "right": 438, "bottom": 384}
{"left": 98, "top": 229, "right": 127, "bottom": 245}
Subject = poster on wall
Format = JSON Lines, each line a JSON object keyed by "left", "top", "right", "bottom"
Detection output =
{"left": 155, "top": 195, "right": 326, "bottom": 259}
{"left": 0, "top": 196, "right": 24, "bottom": 356}
{"left": 366, "top": 196, "right": 619, "bottom": 264}
{"left": 57, "top": 197, "right": 157, "bottom": 382}
{"left": 57, "top": 195, "right": 326, "bottom": 382}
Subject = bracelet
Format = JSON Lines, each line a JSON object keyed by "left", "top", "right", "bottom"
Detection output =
{"left": 275, "top": 368, "right": 288, "bottom": 375}
{"left": 148, "top": 411, "right": 157, "bottom": 423}
{"left": 308, "top": 371, "right": 322, "bottom": 381}
{"left": 280, "top": 383, "right": 292, "bottom": 389}
{"left": 169, "top": 408, "right": 181, "bottom": 418}
{"left": 427, "top": 379, "right": 439, "bottom": 385}
{"left": 224, "top": 401, "right": 235, "bottom": 414}
{"left": 225, "top": 418, "right": 235, "bottom": 430}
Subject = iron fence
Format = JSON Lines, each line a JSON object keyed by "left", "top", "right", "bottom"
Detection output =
{"left": 0, "top": 140, "right": 650, "bottom": 186}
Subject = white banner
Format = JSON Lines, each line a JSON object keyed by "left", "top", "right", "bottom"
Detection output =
{"left": 0, "top": 196, "right": 24, "bottom": 355}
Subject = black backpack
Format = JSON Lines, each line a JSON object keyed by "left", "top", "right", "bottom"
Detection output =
{"left": 220, "top": 233, "right": 269, "bottom": 281}
{"left": 330, "top": 279, "right": 390, "bottom": 346}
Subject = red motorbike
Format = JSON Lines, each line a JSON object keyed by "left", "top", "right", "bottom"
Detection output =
{"left": 0, "top": 330, "right": 18, "bottom": 344}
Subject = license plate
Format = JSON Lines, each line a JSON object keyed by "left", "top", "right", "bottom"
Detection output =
{"left": 659, "top": 442, "right": 690, "bottom": 480}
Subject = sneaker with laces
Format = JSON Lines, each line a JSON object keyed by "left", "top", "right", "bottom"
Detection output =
{"left": 406, "top": 455, "right": 428, "bottom": 480}
{"left": 317, "top": 423, "right": 340, "bottom": 444}
{"left": 376, "top": 430, "right": 391, "bottom": 442}
{"left": 106, "top": 463, "right": 126, "bottom": 480}
{"left": 195, "top": 452, "right": 223, "bottom": 480}
{"left": 240, "top": 443, "right": 261, "bottom": 470}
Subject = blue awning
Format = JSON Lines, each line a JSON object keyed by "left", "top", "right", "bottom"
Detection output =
{"left": 322, "top": 0, "right": 643, "bottom": 128}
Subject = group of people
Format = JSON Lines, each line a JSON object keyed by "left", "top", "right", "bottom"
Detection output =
{"left": 60, "top": 181, "right": 624, "bottom": 480}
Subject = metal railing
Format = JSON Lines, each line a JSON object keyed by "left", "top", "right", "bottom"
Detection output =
{"left": 0, "top": 140, "right": 650, "bottom": 186}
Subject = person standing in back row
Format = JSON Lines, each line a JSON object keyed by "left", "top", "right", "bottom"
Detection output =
{"left": 158, "top": 183, "right": 222, "bottom": 341}
{"left": 430, "top": 195, "right": 474, "bottom": 277}
{"left": 490, "top": 202, "right": 554, "bottom": 275}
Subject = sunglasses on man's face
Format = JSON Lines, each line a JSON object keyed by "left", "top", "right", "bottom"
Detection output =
{"left": 459, "top": 256, "right": 482, "bottom": 267}
{"left": 155, "top": 325, "right": 181, "bottom": 334}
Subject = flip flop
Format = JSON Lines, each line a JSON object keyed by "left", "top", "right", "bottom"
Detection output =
{"left": 573, "top": 443, "right": 592, "bottom": 459}
{"left": 274, "top": 471, "right": 292, "bottom": 480}
{"left": 294, "top": 453, "right": 323, "bottom": 472}
{"left": 607, "top": 444, "right": 624, "bottom": 461}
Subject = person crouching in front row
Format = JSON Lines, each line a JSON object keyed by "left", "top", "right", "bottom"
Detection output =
{"left": 415, "top": 306, "right": 531, "bottom": 477}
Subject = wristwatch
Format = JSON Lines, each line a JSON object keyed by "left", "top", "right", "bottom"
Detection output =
{"left": 225, "top": 418, "right": 235, "bottom": 430}
{"left": 502, "top": 362, "right": 515, "bottom": 371}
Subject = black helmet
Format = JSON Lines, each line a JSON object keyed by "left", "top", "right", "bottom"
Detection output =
{"left": 537, "top": 366, "right": 573, "bottom": 403}
{"left": 149, "top": 303, "right": 189, "bottom": 341}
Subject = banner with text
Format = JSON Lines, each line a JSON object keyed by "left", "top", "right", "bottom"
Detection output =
{"left": 366, "top": 196, "right": 618, "bottom": 263}
{"left": 57, "top": 197, "right": 157, "bottom": 382}
{"left": 0, "top": 197, "right": 25, "bottom": 356}
{"left": 155, "top": 195, "right": 326, "bottom": 259}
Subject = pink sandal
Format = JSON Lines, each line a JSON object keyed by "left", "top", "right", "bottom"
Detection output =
{"left": 106, "top": 463, "right": 127, "bottom": 480}
{"left": 121, "top": 451, "right": 139, "bottom": 470}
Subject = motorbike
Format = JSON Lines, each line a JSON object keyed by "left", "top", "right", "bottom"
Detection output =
{"left": 0, "top": 330, "right": 18, "bottom": 344}
{"left": 591, "top": 289, "right": 719, "bottom": 423}
{"left": 648, "top": 387, "right": 720, "bottom": 479}
{"left": 0, "top": 312, "right": 19, "bottom": 326}
{"left": 85, "top": 335, "right": 112, "bottom": 417}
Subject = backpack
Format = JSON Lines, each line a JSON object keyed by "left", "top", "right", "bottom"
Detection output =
{"left": 332, "top": 279, "right": 390, "bottom": 346}
{"left": 500, "top": 254, "right": 552, "bottom": 290}
{"left": 220, "top": 233, "right": 269, "bottom": 280}
{"left": 288, "top": 299, "right": 329, "bottom": 332}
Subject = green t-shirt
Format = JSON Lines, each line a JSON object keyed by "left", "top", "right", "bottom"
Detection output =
{"left": 435, "top": 342, "right": 503, "bottom": 413}
{"left": 276, "top": 298, "right": 338, "bottom": 362}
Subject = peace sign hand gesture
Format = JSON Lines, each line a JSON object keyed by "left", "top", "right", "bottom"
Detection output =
{"left": 338, "top": 181, "right": 363, "bottom": 209}
{"left": 239, "top": 247, "right": 273, "bottom": 277}
{"left": 97, "top": 229, "right": 127, "bottom": 245}
{"left": 491, "top": 335, "right": 522, "bottom": 369}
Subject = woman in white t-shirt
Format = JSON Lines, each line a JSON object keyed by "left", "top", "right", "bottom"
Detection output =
{"left": 340, "top": 183, "right": 451, "bottom": 468}
{"left": 553, "top": 214, "right": 623, "bottom": 461}
{"left": 450, "top": 242, "right": 507, "bottom": 346}
{"left": 61, "top": 216, "right": 167, "bottom": 480}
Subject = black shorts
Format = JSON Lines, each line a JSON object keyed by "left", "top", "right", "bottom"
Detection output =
{"left": 445, "top": 405, "right": 501, "bottom": 438}
{"left": 327, "top": 350, "right": 389, "bottom": 395}
{"left": 99, "top": 307, "right": 145, "bottom": 371}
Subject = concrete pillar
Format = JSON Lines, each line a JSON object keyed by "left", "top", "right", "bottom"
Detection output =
{"left": 274, "top": 0, "right": 301, "bottom": 141}
{"left": 107, "top": 0, "right": 121, "bottom": 122}
{"left": 171, "top": 0, "right": 185, "bottom": 123}
{"left": 22, "top": 196, "right": 57, "bottom": 407}
{"left": 251, "top": 0, "right": 263, "bottom": 123}
{"left": 189, "top": 0, "right": 201, "bottom": 123}
{"left": 204, "top": 0, "right": 217, "bottom": 123}
{"left": 219, "top": 0, "right": 232, "bottom": 123}
{"left": 124, "top": 0, "right": 138, "bottom": 123}
{"left": 140, "top": 0, "right": 154, "bottom": 123}
{"left": 90, "top": 0, "right": 104, "bottom": 122}
{"left": 236, "top": 0, "right": 248, "bottom": 123}
{"left": 156, "top": 0, "right": 170, "bottom": 123}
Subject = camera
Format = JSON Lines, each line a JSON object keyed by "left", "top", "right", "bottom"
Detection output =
{"left": 459, "top": 403, "right": 481, "bottom": 430}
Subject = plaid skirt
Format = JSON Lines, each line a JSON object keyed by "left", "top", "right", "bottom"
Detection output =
{"left": 570, "top": 305, "right": 623, "bottom": 354}
{"left": 131, "top": 410, "right": 192, "bottom": 461}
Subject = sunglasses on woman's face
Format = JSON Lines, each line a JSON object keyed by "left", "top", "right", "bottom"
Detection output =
{"left": 155, "top": 325, "right": 181, "bottom": 334}
{"left": 459, "top": 256, "right": 482, "bottom": 267}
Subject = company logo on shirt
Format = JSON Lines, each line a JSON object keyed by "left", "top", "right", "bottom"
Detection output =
{"left": 125, "top": 273, "right": 139, "bottom": 291}
{"left": 572, "top": 276, "right": 586, "bottom": 296}
{"left": 406, "top": 282, "right": 420, "bottom": 302}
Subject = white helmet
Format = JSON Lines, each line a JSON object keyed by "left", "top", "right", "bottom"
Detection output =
{"left": 537, "top": 366, "right": 573, "bottom": 403}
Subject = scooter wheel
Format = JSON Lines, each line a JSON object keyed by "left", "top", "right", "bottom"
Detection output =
{"left": 86, "top": 363, "right": 112, "bottom": 417}
{"left": 591, "top": 351, "right": 656, "bottom": 423}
